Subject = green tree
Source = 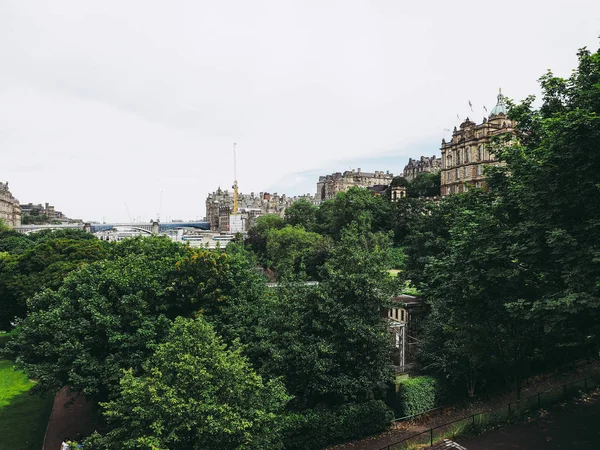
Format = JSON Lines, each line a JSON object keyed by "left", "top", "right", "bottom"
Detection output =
{"left": 257, "top": 225, "right": 397, "bottom": 410}
{"left": 3, "top": 253, "right": 176, "bottom": 398}
{"left": 98, "top": 317, "right": 290, "bottom": 450}
{"left": 313, "top": 187, "right": 391, "bottom": 239}
{"left": 246, "top": 214, "right": 284, "bottom": 263}
{"left": 284, "top": 199, "right": 318, "bottom": 231}
{"left": 0, "top": 228, "right": 34, "bottom": 254}
{"left": 0, "top": 236, "right": 109, "bottom": 330}
{"left": 487, "top": 45, "right": 600, "bottom": 356}
{"left": 406, "top": 172, "right": 441, "bottom": 198}
{"left": 265, "top": 226, "right": 331, "bottom": 280}
{"left": 417, "top": 191, "right": 540, "bottom": 397}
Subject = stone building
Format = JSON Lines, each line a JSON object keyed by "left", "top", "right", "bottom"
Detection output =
{"left": 315, "top": 169, "right": 393, "bottom": 201}
{"left": 205, "top": 188, "right": 314, "bottom": 232}
{"left": 20, "top": 202, "right": 66, "bottom": 220}
{"left": 0, "top": 182, "right": 22, "bottom": 227}
{"left": 402, "top": 155, "right": 441, "bottom": 181}
{"left": 440, "top": 90, "right": 515, "bottom": 196}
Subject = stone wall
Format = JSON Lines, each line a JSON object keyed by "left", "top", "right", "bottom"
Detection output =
{"left": 0, "top": 182, "right": 22, "bottom": 227}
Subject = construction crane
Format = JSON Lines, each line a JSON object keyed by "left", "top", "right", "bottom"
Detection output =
{"left": 232, "top": 142, "right": 238, "bottom": 215}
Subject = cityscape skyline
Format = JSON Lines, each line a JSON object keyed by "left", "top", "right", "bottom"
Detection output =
{"left": 2, "top": 1, "right": 599, "bottom": 222}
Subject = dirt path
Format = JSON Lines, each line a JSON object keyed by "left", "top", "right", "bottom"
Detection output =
{"left": 331, "top": 359, "right": 600, "bottom": 450}
{"left": 42, "top": 388, "right": 95, "bottom": 450}
{"left": 458, "top": 390, "right": 600, "bottom": 449}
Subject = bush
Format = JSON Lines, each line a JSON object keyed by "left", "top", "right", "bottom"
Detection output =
{"left": 284, "top": 400, "right": 393, "bottom": 450}
{"left": 396, "top": 376, "right": 440, "bottom": 417}
{"left": 0, "top": 331, "right": 13, "bottom": 349}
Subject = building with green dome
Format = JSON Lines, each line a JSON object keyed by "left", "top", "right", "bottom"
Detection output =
{"left": 440, "top": 89, "right": 515, "bottom": 196}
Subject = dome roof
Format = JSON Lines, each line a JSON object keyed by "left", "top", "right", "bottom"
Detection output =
{"left": 489, "top": 88, "right": 507, "bottom": 117}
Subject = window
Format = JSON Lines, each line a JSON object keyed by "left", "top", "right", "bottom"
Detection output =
{"left": 465, "top": 147, "right": 470, "bottom": 163}
{"left": 456, "top": 168, "right": 460, "bottom": 179}
{"left": 477, "top": 165, "right": 483, "bottom": 176}
{"left": 478, "top": 145, "right": 483, "bottom": 161}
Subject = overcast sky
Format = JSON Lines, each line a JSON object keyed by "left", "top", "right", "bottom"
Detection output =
{"left": 1, "top": 1, "right": 598, "bottom": 222}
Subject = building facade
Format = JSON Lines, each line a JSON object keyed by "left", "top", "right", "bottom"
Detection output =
{"left": 0, "top": 182, "right": 22, "bottom": 227}
{"left": 402, "top": 155, "right": 441, "bottom": 181}
{"left": 205, "top": 188, "right": 314, "bottom": 232}
{"left": 20, "top": 202, "right": 66, "bottom": 220}
{"left": 316, "top": 169, "right": 393, "bottom": 201}
{"left": 440, "top": 90, "right": 515, "bottom": 196}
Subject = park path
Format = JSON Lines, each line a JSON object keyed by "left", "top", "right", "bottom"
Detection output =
{"left": 42, "top": 387, "right": 95, "bottom": 450}
{"left": 330, "top": 359, "right": 600, "bottom": 450}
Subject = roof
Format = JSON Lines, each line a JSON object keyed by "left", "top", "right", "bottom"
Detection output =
{"left": 489, "top": 88, "right": 508, "bottom": 117}
{"left": 391, "top": 294, "right": 423, "bottom": 305}
{"left": 431, "top": 439, "right": 467, "bottom": 449}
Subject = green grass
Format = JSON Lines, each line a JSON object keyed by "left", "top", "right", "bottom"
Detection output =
{"left": 0, "top": 360, "right": 54, "bottom": 450}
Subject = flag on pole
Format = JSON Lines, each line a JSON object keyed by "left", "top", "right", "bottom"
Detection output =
{"left": 468, "top": 100, "right": 473, "bottom": 112}
{"left": 456, "top": 114, "right": 460, "bottom": 121}
{"left": 483, "top": 105, "right": 488, "bottom": 112}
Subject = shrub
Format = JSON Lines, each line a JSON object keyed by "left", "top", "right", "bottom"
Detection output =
{"left": 284, "top": 400, "right": 393, "bottom": 450}
{"left": 396, "top": 376, "right": 440, "bottom": 417}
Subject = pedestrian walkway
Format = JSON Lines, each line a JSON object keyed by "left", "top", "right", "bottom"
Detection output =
{"left": 458, "top": 389, "right": 600, "bottom": 449}
{"left": 42, "top": 387, "right": 95, "bottom": 450}
{"left": 331, "top": 359, "right": 600, "bottom": 450}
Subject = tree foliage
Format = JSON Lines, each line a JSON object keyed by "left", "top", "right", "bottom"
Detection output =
{"left": 246, "top": 214, "right": 284, "bottom": 263}
{"left": 98, "top": 317, "right": 290, "bottom": 450}
{"left": 0, "top": 235, "right": 109, "bottom": 330}
{"left": 255, "top": 225, "right": 397, "bottom": 410}
{"left": 265, "top": 226, "right": 331, "bottom": 280}
{"left": 284, "top": 199, "right": 318, "bottom": 231}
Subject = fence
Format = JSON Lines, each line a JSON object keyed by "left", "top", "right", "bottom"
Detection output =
{"left": 391, "top": 355, "right": 594, "bottom": 424}
{"left": 380, "top": 371, "right": 600, "bottom": 450}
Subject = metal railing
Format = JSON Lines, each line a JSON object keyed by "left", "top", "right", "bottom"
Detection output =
{"left": 381, "top": 371, "right": 600, "bottom": 449}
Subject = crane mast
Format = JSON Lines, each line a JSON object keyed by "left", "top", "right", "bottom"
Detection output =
{"left": 232, "top": 142, "right": 238, "bottom": 215}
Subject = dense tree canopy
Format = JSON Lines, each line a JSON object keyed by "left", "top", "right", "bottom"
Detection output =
{"left": 265, "top": 226, "right": 331, "bottom": 280}
{"left": 414, "top": 45, "right": 600, "bottom": 395}
{"left": 284, "top": 199, "right": 318, "bottom": 231}
{"left": 0, "top": 234, "right": 109, "bottom": 330}
{"left": 98, "top": 317, "right": 290, "bottom": 450}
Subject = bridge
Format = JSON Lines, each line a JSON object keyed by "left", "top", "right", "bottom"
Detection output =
{"left": 14, "top": 221, "right": 211, "bottom": 234}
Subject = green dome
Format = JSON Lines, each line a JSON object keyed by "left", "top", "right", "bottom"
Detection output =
{"left": 489, "top": 88, "right": 507, "bottom": 117}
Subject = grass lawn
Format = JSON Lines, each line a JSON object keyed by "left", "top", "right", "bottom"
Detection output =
{"left": 0, "top": 360, "right": 54, "bottom": 450}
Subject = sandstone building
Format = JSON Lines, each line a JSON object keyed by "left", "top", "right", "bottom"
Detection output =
{"left": 440, "top": 90, "right": 515, "bottom": 196}
{"left": 402, "top": 155, "right": 441, "bottom": 181}
{"left": 20, "top": 202, "right": 66, "bottom": 220}
{"left": 205, "top": 188, "right": 314, "bottom": 232}
{"left": 316, "top": 169, "right": 393, "bottom": 201}
{"left": 0, "top": 182, "right": 22, "bottom": 227}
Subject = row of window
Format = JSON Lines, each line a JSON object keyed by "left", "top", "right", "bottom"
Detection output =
{"left": 444, "top": 181, "right": 484, "bottom": 194}
{"left": 446, "top": 165, "right": 484, "bottom": 181}
{"left": 444, "top": 145, "right": 490, "bottom": 169}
